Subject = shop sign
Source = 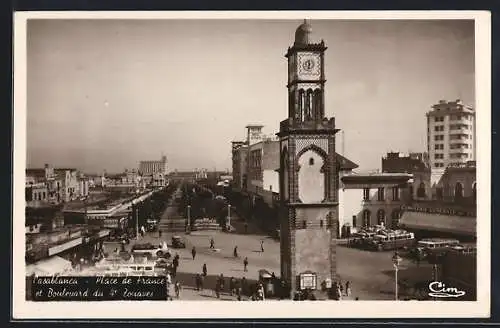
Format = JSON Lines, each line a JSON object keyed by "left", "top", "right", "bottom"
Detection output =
{"left": 299, "top": 272, "right": 317, "bottom": 290}
{"left": 402, "top": 205, "right": 475, "bottom": 217}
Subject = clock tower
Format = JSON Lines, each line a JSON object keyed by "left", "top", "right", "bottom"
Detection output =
{"left": 278, "top": 20, "right": 340, "bottom": 299}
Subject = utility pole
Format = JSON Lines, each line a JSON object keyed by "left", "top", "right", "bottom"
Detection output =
{"left": 135, "top": 203, "right": 139, "bottom": 240}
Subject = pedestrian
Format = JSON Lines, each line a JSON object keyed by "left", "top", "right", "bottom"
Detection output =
{"left": 210, "top": 238, "right": 215, "bottom": 249}
{"left": 159, "top": 229, "right": 162, "bottom": 238}
{"left": 174, "top": 281, "right": 181, "bottom": 299}
{"left": 261, "top": 240, "right": 264, "bottom": 253}
{"left": 172, "top": 257, "right": 179, "bottom": 277}
{"left": 202, "top": 263, "right": 207, "bottom": 277}
{"left": 336, "top": 284, "right": 342, "bottom": 300}
{"left": 200, "top": 274, "right": 204, "bottom": 291}
{"left": 233, "top": 246, "right": 238, "bottom": 258}
{"left": 215, "top": 281, "right": 221, "bottom": 299}
{"left": 229, "top": 277, "right": 235, "bottom": 296}
{"left": 195, "top": 274, "right": 201, "bottom": 291}
{"left": 339, "top": 280, "right": 344, "bottom": 295}
{"left": 219, "top": 274, "right": 225, "bottom": 292}
{"left": 191, "top": 247, "right": 197, "bottom": 260}
{"left": 355, "top": 297, "right": 359, "bottom": 301}
{"left": 241, "top": 276, "right": 247, "bottom": 295}
{"left": 244, "top": 222, "right": 248, "bottom": 234}
{"left": 345, "top": 281, "right": 351, "bottom": 297}
{"left": 243, "top": 257, "right": 248, "bottom": 272}
{"left": 236, "top": 286, "right": 242, "bottom": 301}
{"left": 166, "top": 272, "right": 172, "bottom": 286}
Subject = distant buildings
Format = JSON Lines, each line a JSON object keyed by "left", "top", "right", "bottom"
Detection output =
{"left": 139, "top": 155, "right": 167, "bottom": 175}
{"left": 426, "top": 99, "right": 476, "bottom": 169}
{"left": 138, "top": 155, "right": 168, "bottom": 188}
{"left": 25, "top": 164, "right": 89, "bottom": 206}
{"left": 382, "top": 151, "right": 429, "bottom": 173}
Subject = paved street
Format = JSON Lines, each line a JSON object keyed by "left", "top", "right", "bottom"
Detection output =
{"left": 103, "top": 202, "right": 434, "bottom": 301}
{"left": 100, "top": 186, "right": 436, "bottom": 301}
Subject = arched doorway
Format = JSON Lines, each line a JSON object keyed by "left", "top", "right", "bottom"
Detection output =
{"left": 377, "top": 209, "right": 386, "bottom": 226}
{"left": 391, "top": 210, "right": 401, "bottom": 229}
{"left": 363, "top": 209, "right": 371, "bottom": 227}
{"left": 454, "top": 182, "right": 464, "bottom": 201}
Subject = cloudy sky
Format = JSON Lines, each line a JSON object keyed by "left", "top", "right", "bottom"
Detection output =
{"left": 26, "top": 19, "right": 475, "bottom": 174}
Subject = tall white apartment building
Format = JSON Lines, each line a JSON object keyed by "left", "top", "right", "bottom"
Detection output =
{"left": 426, "top": 99, "right": 476, "bottom": 169}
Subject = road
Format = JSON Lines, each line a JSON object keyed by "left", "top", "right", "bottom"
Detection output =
{"left": 104, "top": 188, "right": 434, "bottom": 301}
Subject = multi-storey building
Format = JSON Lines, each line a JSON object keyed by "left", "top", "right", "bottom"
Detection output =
{"left": 231, "top": 141, "right": 247, "bottom": 190}
{"left": 426, "top": 99, "right": 475, "bottom": 169}
{"left": 139, "top": 155, "right": 167, "bottom": 175}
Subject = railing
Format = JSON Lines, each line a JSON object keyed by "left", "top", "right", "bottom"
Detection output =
{"left": 279, "top": 117, "right": 337, "bottom": 133}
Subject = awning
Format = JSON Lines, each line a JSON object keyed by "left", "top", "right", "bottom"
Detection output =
{"left": 26, "top": 256, "right": 73, "bottom": 276}
{"left": 399, "top": 211, "right": 476, "bottom": 237}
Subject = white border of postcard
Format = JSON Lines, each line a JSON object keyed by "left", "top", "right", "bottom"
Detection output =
{"left": 13, "top": 10, "right": 491, "bottom": 319}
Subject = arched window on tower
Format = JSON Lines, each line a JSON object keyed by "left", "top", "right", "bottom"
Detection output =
{"left": 289, "top": 92, "right": 297, "bottom": 120}
{"left": 305, "top": 89, "right": 313, "bottom": 121}
{"left": 298, "top": 89, "right": 305, "bottom": 122}
{"left": 313, "top": 89, "right": 322, "bottom": 120}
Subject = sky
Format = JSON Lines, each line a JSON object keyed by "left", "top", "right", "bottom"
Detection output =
{"left": 26, "top": 19, "right": 475, "bottom": 174}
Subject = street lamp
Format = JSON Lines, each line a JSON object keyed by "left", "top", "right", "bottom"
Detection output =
{"left": 392, "top": 251, "right": 402, "bottom": 300}
{"left": 227, "top": 204, "right": 231, "bottom": 229}
{"left": 187, "top": 205, "right": 191, "bottom": 232}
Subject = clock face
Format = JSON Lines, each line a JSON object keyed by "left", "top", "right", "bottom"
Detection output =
{"left": 302, "top": 59, "right": 315, "bottom": 71}
{"left": 297, "top": 53, "right": 321, "bottom": 78}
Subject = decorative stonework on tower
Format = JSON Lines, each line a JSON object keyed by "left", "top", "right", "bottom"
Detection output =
{"left": 277, "top": 20, "right": 340, "bottom": 299}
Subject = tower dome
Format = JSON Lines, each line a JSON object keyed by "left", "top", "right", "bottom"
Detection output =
{"left": 294, "top": 19, "right": 313, "bottom": 46}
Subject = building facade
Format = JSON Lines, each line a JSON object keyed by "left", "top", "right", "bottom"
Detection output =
{"left": 340, "top": 173, "right": 412, "bottom": 230}
{"left": 139, "top": 155, "right": 167, "bottom": 175}
{"left": 426, "top": 100, "right": 475, "bottom": 169}
{"left": 26, "top": 164, "right": 86, "bottom": 205}
{"left": 278, "top": 21, "right": 340, "bottom": 298}
{"left": 231, "top": 141, "right": 248, "bottom": 190}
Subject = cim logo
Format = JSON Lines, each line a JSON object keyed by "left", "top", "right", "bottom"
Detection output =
{"left": 428, "top": 281, "right": 466, "bottom": 298}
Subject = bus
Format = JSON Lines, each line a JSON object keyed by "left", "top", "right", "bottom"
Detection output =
{"left": 368, "top": 230, "right": 416, "bottom": 251}
{"left": 414, "top": 238, "right": 461, "bottom": 260}
{"left": 416, "top": 238, "right": 460, "bottom": 251}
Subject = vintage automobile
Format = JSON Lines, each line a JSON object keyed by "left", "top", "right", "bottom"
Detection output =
{"left": 131, "top": 241, "right": 171, "bottom": 259}
{"left": 155, "top": 257, "right": 173, "bottom": 270}
{"left": 171, "top": 235, "right": 186, "bottom": 249}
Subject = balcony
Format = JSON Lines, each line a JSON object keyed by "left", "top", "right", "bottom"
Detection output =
{"left": 449, "top": 148, "right": 470, "bottom": 154}
{"left": 278, "top": 117, "right": 339, "bottom": 136}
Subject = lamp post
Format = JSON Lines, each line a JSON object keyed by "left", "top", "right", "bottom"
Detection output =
{"left": 187, "top": 205, "right": 191, "bottom": 232}
{"left": 392, "top": 251, "right": 402, "bottom": 300}
{"left": 227, "top": 204, "right": 231, "bottom": 229}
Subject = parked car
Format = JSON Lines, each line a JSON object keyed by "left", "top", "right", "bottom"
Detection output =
{"left": 131, "top": 241, "right": 171, "bottom": 259}
{"left": 155, "top": 257, "right": 173, "bottom": 270}
{"left": 171, "top": 235, "right": 186, "bottom": 249}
